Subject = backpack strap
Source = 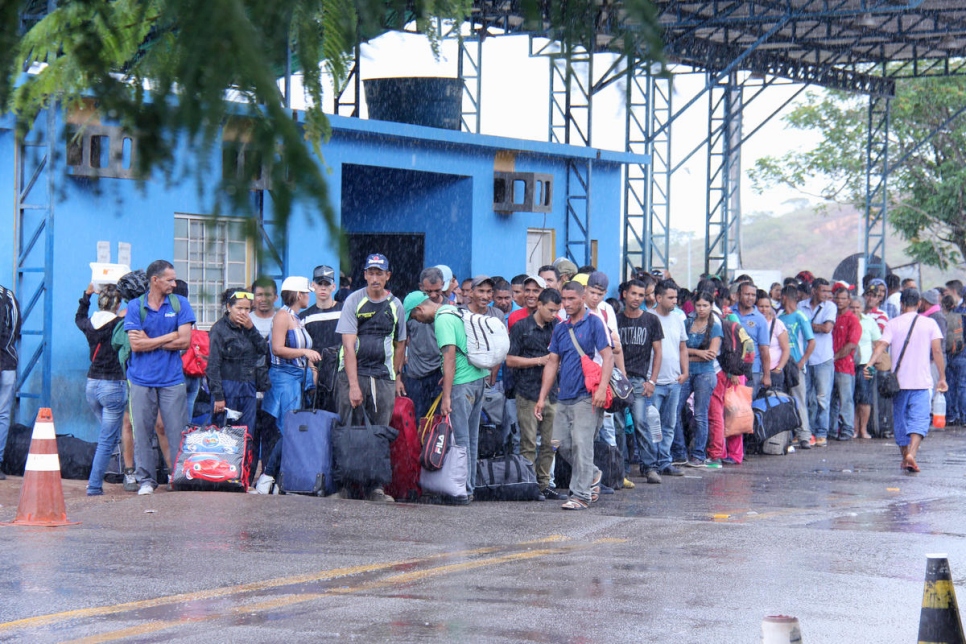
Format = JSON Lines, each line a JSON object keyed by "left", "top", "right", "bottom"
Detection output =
{"left": 136, "top": 293, "right": 181, "bottom": 324}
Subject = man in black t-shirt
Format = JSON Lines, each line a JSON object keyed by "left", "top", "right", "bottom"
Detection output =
{"left": 301, "top": 265, "right": 343, "bottom": 412}
{"left": 302, "top": 265, "right": 343, "bottom": 350}
{"left": 506, "top": 289, "right": 563, "bottom": 500}
{"left": 617, "top": 279, "right": 665, "bottom": 484}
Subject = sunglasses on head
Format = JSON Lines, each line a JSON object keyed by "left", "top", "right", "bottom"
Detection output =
{"left": 231, "top": 291, "right": 254, "bottom": 300}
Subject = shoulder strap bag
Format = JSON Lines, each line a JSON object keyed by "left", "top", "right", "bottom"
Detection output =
{"left": 877, "top": 315, "right": 918, "bottom": 399}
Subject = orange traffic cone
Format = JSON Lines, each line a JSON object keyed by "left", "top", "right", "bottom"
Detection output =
{"left": 2, "top": 408, "right": 79, "bottom": 527}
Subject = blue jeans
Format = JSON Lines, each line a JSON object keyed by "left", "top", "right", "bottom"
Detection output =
{"left": 215, "top": 379, "right": 257, "bottom": 439}
{"left": 0, "top": 370, "right": 15, "bottom": 464}
{"left": 185, "top": 376, "right": 202, "bottom": 424}
{"left": 450, "top": 378, "right": 485, "bottom": 494}
{"left": 636, "top": 380, "right": 680, "bottom": 473}
{"left": 829, "top": 371, "right": 856, "bottom": 438}
{"left": 402, "top": 368, "right": 442, "bottom": 420}
{"left": 946, "top": 352, "right": 966, "bottom": 423}
{"left": 806, "top": 359, "right": 834, "bottom": 439}
{"left": 86, "top": 379, "right": 128, "bottom": 492}
{"left": 675, "top": 371, "right": 716, "bottom": 462}
{"left": 598, "top": 413, "right": 617, "bottom": 447}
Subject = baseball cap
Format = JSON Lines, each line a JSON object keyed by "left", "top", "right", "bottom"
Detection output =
{"left": 312, "top": 265, "right": 336, "bottom": 285}
{"left": 922, "top": 288, "right": 940, "bottom": 305}
{"left": 833, "top": 280, "right": 853, "bottom": 292}
{"left": 403, "top": 291, "right": 430, "bottom": 317}
{"left": 571, "top": 273, "right": 589, "bottom": 286}
{"left": 471, "top": 275, "right": 495, "bottom": 289}
{"left": 523, "top": 275, "right": 547, "bottom": 289}
{"left": 436, "top": 264, "right": 453, "bottom": 285}
{"left": 869, "top": 278, "right": 886, "bottom": 289}
{"left": 587, "top": 271, "right": 609, "bottom": 291}
{"left": 280, "top": 276, "right": 311, "bottom": 293}
{"left": 553, "top": 257, "right": 578, "bottom": 278}
{"left": 364, "top": 254, "right": 390, "bottom": 271}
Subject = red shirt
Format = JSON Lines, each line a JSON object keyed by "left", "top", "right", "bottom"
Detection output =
{"left": 507, "top": 307, "right": 532, "bottom": 330}
{"left": 832, "top": 310, "right": 862, "bottom": 374}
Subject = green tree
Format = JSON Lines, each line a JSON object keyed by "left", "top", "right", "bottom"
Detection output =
{"left": 2, "top": 0, "right": 664, "bottom": 256}
{"left": 750, "top": 77, "right": 966, "bottom": 271}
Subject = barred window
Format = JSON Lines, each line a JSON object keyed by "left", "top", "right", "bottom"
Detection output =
{"left": 174, "top": 214, "right": 252, "bottom": 329}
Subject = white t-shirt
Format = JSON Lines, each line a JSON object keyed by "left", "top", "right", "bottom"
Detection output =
{"left": 654, "top": 308, "right": 687, "bottom": 385}
{"left": 767, "top": 317, "right": 788, "bottom": 371}
{"left": 250, "top": 312, "right": 274, "bottom": 339}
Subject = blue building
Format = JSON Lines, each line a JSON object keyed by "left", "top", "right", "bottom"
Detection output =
{"left": 0, "top": 107, "right": 645, "bottom": 440}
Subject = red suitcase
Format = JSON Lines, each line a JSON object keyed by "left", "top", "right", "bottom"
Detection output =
{"left": 386, "top": 396, "right": 421, "bottom": 502}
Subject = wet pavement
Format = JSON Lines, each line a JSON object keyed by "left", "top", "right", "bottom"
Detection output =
{"left": 1, "top": 427, "right": 964, "bottom": 642}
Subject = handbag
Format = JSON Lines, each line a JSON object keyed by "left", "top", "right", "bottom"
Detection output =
{"left": 877, "top": 315, "right": 917, "bottom": 399}
{"left": 420, "top": 444, "right": 468, "bottom": 498}
{"left": 331, "top": 408, "right": 399, "bottom": 487}
{"left": 723, "top": 384, "right": 754, "bottom": 437}
{"left": 782, "top": 360, "right": 800, "bottom": 390}
{"left": 567, "top": 328, "right": 613, "bottom": 408}
{"left": 419, "top": 414, "right": 453, "bottom": 472}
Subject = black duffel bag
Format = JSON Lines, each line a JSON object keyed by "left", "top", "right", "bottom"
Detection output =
{"left": 332, "top": 409, "right": 398, "bottom": 488}
{"left": 56, "top": 434, "right": 97, "bottom": 480}
{"left": 473, "top": 453, "right": 542, "bottom": 501}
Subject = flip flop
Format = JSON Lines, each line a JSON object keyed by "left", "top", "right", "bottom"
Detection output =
{"left": 903, "top": 455, "right": 920, "bottom": 473}
{"left": 561, "top": 498, "right": 589, "bottom": 511}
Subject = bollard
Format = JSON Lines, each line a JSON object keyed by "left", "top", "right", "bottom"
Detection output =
{"left": 918, "top": 554, "right": 965, "bottom": 644}
{"left": 761, "top": 615, "right": 803, "bottom": 643}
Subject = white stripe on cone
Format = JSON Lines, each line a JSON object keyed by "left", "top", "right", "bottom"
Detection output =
{"left": 25, "top": 452, "right": 61, "bottom": 472}
{"left": 32, "top": 421, "right": 56, "bottom": 440}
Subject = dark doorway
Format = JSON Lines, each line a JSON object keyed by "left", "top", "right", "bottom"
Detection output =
{"left": 346, "top": 233, "right": 424, "bottom": 300}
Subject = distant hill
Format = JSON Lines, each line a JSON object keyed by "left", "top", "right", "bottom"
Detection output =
{"left": 668, "top": 203, "right": 959, "bottom": 290}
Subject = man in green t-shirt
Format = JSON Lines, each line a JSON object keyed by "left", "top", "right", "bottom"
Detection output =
{"left": 411, "top": 294, "right": 488, "bottom": 501}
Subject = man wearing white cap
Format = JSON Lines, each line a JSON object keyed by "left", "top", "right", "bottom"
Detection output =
{"left": 507, "top": 275, "right": 547, "bottom": 330}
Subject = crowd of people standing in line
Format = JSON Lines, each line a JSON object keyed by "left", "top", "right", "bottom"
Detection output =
{"left": 0, "top": 254, "right": 961, "bottom": 507}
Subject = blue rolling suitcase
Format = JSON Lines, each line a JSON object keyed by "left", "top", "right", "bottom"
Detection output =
{"left": 279, "top": 408, "right": 340, "bottom": 496}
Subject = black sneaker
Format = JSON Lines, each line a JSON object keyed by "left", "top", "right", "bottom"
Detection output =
{"left": 541, "top": 488, "right": 568, "bottom": 501}
{"left": 798, "top": 440, "right": 812, "bottom": 450}
{"left": 599, "top": 484, "right": 615, "bottom": 495}
{"left": 660, "top": 465, "right": 685, "bottom": 477}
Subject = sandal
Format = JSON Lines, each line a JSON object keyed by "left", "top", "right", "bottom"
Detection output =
{"left": 590, "top": 491, "right": 599, "bottom": 504}
{"left": 561, "top": 498, "right": 589, "bottom": 511}
{"left": 902, "top": 455, "right": 920, "bottom": 473}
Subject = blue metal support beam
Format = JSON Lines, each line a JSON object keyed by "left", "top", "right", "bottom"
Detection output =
{"left": 864, "top": 94, "right": 891, "bottom": 279}
{"left": 623, "top": 54, "right": 649, "bottom": 279}
{"left": 14, "top": 107, "right": 54, "bottom": 423}
{"left": 705, "top": 72, "right": 743, "bottom": 278}
{"left": 455, "top": 23, "right": 484, "bottom": 134}
{"left": 566, "top": 159, "right": 592, "bottom": 267}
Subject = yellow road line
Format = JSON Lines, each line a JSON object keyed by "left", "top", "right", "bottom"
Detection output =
{"left": 63, "top": 546, "right": 584, "bottom": 644}
{"left": 0, "top": 535, "right": 572, "bottom": 635}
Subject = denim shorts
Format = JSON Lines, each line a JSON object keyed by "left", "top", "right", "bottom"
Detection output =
{"left": 892, "top": 389, "right": 931, "bottom": 447}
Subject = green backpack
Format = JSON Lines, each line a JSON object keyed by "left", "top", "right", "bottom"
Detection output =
{"left": 111, "top": 294, "right": 181, "bottom": 377}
